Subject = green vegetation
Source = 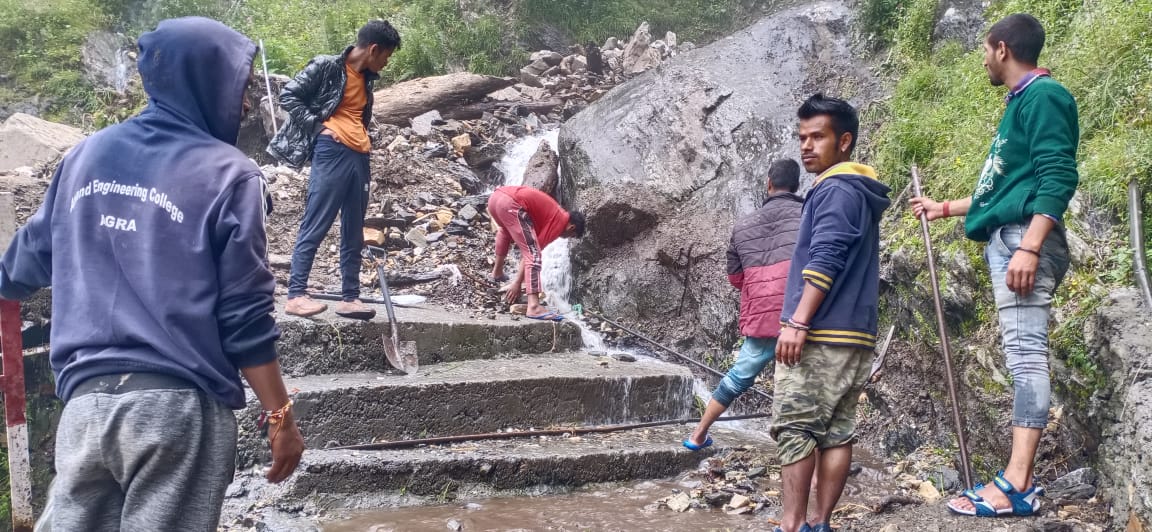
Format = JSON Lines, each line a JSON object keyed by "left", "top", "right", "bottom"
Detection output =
{"left": 518, "top": 0, "right": 761, "bottom": 48}
{"left": 862, "top": 0, "right": 1152, "bottom": 379}
{"left": 0, "top": 0, "right": 762, "bottom": 125}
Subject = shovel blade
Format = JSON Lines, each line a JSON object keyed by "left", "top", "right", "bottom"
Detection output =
{"left": 382, "top": 331, "right": 419, "bottom": 375}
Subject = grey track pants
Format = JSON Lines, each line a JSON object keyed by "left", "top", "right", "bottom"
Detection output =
{"left": 36, "top": 374, "right": 238, "bottom": 532}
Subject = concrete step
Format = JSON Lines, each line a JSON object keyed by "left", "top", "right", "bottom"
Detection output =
{"left": 238, "top": 354, "right": 695, "bottom": 467}
{"left": 274, "top": 298, "right": 582, "bottom": 376}
{"left": 226, "top": 425, "right": 773, "bottom": 516}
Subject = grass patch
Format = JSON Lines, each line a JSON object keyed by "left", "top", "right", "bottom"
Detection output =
{"left": 864, "top": 0, "right": 1152, "bottom": 395}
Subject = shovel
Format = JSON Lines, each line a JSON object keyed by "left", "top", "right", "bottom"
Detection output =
{"left": 363, "top": 246, "right": 419, "bottom": 375}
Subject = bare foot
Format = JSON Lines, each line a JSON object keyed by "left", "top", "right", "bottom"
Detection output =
{"left": 948, "top": 478, "right": 1025, "bottom": 513}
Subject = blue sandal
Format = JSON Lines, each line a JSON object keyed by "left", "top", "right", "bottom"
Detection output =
{"left": 946, "top": 470, "right": 1044, "bottom": 517}
{"left": 526, "top": 310, "right": 564, "bottom": 322}
{"left": 681, "top": 435, "right": 713, "bottom": 451}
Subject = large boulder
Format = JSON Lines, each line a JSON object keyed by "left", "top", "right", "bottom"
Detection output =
{"left": 559, "top": 1, "right": 877, "bottom": 351}
{"left": 0, "top": 114, "right": 86, "bottom": 172}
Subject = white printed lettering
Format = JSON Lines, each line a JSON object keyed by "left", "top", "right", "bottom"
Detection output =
{"left": 100, "top": 214, "right": 137, "bottom": 232}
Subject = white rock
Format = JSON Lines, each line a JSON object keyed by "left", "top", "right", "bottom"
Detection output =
{"left": 666, "top": 492, "right": 692, "bottom": 512}
{"left": 0, "top": 113, "right": 86, "bottom": 172}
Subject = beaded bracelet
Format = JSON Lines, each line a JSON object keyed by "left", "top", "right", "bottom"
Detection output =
{"left": 258, "top": 399, "right": 294, "bottom": 444}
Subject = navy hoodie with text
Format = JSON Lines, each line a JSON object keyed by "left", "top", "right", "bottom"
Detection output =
{"left": 0, "top": 17, "right": 280, "bottom": 409}
{"left": 780, "top": 162, "right": 891, "bottom": 349}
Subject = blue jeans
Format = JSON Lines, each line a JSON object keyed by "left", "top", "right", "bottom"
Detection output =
{"left": 985, "top": 222, "right": 1070, "bottom": 428}
{"left": 288, "top": 135, "right": 370, "bottom": 300}
{"left": 712, "top": 336, "right": 777, "bottom": 407}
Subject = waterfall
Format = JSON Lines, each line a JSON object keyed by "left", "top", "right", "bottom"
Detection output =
{"left": 114, "top": 49, "right": 131, "bottom": 95}
{"left": 492, "top": 129, "right": 605, "bottom": 351}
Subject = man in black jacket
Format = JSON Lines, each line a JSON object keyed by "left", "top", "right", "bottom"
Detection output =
{"left": 268, "top": 20, "right": 401, "bottom": 319}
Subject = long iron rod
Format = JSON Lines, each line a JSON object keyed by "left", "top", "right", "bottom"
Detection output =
{"left": 911, "top": 165, "right": 974, "bottom": 490}
{"left": 1129, "top": 179, "right": 1152, "bottom": 309}
{"left": 330, "top": 413, "right": 772, "bottom": 451}
{"left": 584, "top": 310, "right": 773, "bottom": 401}
{"left": 259, "top": 39, "right": 278, "bottom": 133}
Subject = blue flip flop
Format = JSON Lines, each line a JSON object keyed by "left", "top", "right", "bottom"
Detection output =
{"left": 526, "top": 310, "right": 564, "bottom": 322}
{"left": 682, "top": 435, "right": 713, "bottom": 451}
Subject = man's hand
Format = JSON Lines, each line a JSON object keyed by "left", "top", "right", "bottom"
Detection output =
{"left": 910, "top": 197, "right": 945, "bottom": 221}
{"left": 240, "top": 360, "right": 304, "bottom": 484}
{"left": 502, "top": 268, "right": 525, "bottom": 305}
{"left": 503, "top": 284, "right": 520, "bottom": 305}
{"left": 266, "top": 415, "right": 304, "bottom": 483}
{"left": 1006, "top": 250, "right": 1039, "bottom": 296}
{"left": 776, "top": 326, "right": 808, "bottom": 367}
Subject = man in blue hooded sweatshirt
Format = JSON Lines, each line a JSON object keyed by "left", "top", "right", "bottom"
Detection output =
{"left": 771, "top": 94, "right": 891, "bottom": 532}
{"left": 0, "top": 18, "right": 304, "bottom": 531}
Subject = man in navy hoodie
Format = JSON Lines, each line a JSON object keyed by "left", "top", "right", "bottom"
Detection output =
{"left": 0, "top": 18, "right": 303, "bottom": 530}
{"left": 771, "top": 94, "right": 891, "bottom": 532}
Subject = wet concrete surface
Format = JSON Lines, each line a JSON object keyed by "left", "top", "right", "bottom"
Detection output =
{"left": 269, "top": 425, "right": 760, "bottom": 502}
{"left": 274, "top": 298, "right": 582, "bottom": 376}
{"left": 236, "top": 354, "right": 695, "bottom": 466}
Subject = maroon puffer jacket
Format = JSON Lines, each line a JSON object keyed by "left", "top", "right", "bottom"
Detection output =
{"left": 727, "top": 192, "right": 804, "bottom": 338}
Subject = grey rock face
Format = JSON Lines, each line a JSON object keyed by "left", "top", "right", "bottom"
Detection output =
{"left": 1077, "top": 289, "right": 1152, "bottom": 528}
{"left": 559, "top": 1, "right": 877, "bottom": 351}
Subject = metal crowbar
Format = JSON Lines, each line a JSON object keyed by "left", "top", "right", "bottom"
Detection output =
{"left": 911, "top": 165, "right": 974, "bottom": 489}
{"left": 363, "top": 245, "right": 419, "bottom": 375}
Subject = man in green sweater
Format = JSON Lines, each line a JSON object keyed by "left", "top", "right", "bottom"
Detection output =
{"left": 912, "top": 13, "right": 1077, "bottom": 518}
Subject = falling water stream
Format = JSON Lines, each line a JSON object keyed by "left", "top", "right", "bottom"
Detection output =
{"left": 492, "top": 129, "right": 605, "bottom": 351}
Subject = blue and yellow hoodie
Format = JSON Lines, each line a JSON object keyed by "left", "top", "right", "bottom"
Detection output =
{"left": 780, "top": 162, "right": 891, "bottom": 349}
{"left": 0, "top": 18, "right": 279, "bottom": 409}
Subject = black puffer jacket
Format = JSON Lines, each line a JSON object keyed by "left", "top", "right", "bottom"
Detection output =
{"left": 266, "top": 46, "right": 380, "bottom": 167}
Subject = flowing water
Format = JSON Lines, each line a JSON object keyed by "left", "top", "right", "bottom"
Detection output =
{"left": 323, "top": 460, "right": 894, "bottom": 532}
{"left": 492, "top": 129, "right": 605, "bottom": 351}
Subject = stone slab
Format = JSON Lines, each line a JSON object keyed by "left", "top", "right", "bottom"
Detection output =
{"left": 228, "top": 425, "right": 771, "bottom": 516}
{"left": 237, "top": 354, "right": 695, "bottom": 467}
{"left": 274, "top": 298, "right": 582, "bottom": 376}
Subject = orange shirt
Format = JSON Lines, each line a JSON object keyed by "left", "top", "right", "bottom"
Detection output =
{"left": 322, "top": 64, "right": 371, "bottom": 153}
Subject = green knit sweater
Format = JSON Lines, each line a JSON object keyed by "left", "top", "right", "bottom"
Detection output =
{"left": 965, "top": 76, "right": 1080, "bottom": 242}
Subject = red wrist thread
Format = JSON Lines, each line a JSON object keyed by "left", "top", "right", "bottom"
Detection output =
{"left": 942, "top": 201, "right": 951, "bottom": 218}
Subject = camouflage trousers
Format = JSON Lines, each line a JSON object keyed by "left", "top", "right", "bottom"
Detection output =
{"left": 770, "top": 343, "right": 873, "bottom": 466}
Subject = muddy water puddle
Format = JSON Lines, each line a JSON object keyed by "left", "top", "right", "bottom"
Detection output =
{"left": 324, "top": 461, "right": 893, "bottom": 532}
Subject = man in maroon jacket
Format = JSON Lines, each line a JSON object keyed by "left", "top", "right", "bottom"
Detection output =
{"left": 684, "top": 159, "right": 803, "bottom": 449}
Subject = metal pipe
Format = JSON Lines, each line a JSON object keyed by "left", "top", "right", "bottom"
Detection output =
{"left": 911, "top": 165, "right": 974, "bottom": 490}
{"left": 329, "top": 413, "right": 772, "bottom": 451}
{"left": 259, "top": 39, "right": 278, "bottom": 133}
{"left": 1129, "top": 179, "right": 1152, "bottom": 309}
{"left": 583, "top": 309, "right": 773, "bottom": 401}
